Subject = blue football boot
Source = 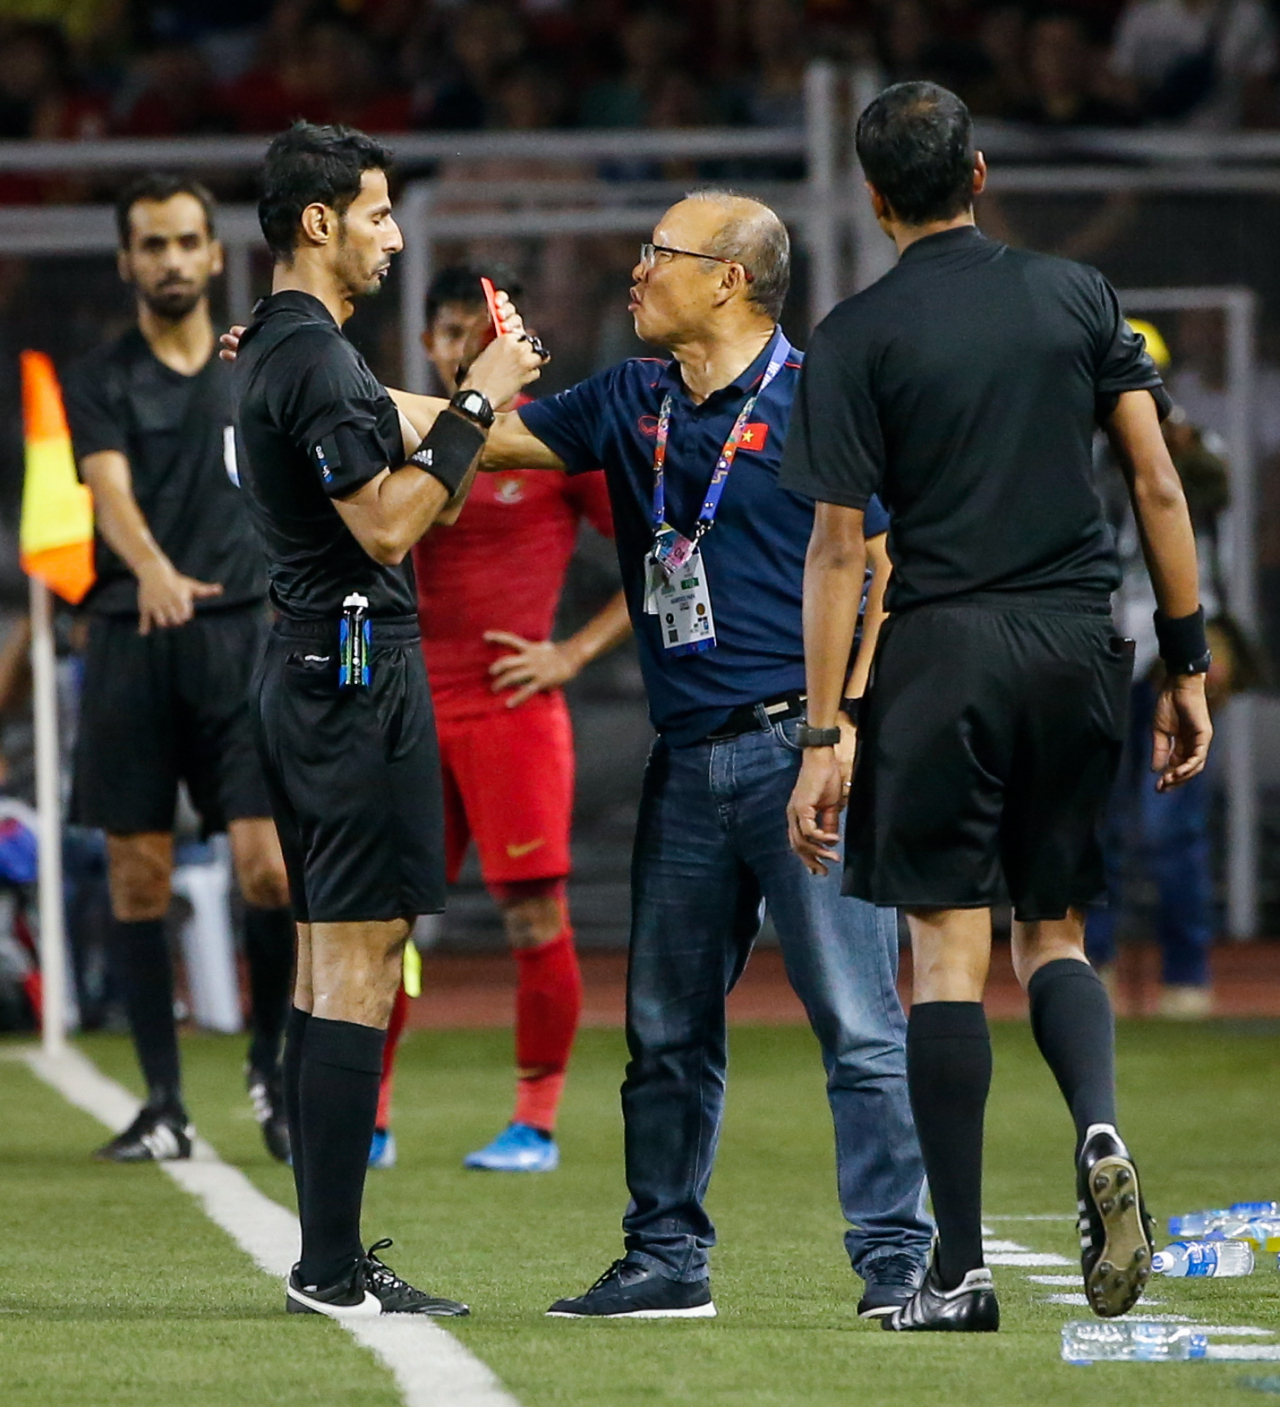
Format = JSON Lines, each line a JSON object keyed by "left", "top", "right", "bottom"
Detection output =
{"left": 369, "top": 1127, "right": 398, "bottom": 1169}
{"left": 463, "top": 1122, "right": 559, "bottom": 1172}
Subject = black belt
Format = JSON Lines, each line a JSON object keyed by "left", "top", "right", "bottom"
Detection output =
{"left": 704, "top": 691, "right": 806, "bottom": 743}
{"left": 272, "top": 614, "right": 420, "bottom": 646}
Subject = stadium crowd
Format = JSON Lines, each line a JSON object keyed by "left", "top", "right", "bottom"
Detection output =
{"left": 0, "top": 0, "right": 1278, "bottom": 181}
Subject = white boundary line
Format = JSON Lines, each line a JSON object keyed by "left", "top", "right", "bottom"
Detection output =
{"left": 21, "top": 1046, "right": 521, "bottom": 1407}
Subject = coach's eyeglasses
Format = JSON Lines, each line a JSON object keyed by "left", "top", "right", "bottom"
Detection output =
{"left": 639, "top": 243, "right": 754, "bottom": 280}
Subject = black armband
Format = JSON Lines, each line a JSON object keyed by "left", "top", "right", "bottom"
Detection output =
{"left": 405, "top": 408, "right": 486, "bottom": 497}
{"left": 1154, "top": 606, "right": 1210, "bottom": 674}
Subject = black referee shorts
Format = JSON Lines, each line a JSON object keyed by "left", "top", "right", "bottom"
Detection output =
{"left": 253, "top": 617, "right": 445, "bottom": 925}
{"left": 846, "top": 600, "right": 1134, "bottom": 922}
{"left": 72, "top": 606, "right": 272, "bottom": 837}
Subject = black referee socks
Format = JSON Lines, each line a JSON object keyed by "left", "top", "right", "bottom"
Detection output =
{"left": 283, "top": 1006, "right": 309, "bottom": 1212}
{"left": 1027, "top": 958, "right": 1117, "bottom": 1156}
{"left": 296, "top": 1017, "right": 386, "bottom": 1289}
{"left": 107, "top": 917, "right": 183, "bottom": 1113}
{"left": 243, "top": 905, "right": 294, "bottom": 1075}
{"left": 907, "top": 1001, "right": 991, "bottom": 1291}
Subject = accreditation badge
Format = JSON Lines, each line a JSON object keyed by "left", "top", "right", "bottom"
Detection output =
{"left": 644, "top": 545, "right": 716, "bottom": 656}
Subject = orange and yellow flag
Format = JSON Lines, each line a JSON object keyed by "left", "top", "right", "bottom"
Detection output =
{"left": 20, "top": 350, "right": 95, "bottom": 605}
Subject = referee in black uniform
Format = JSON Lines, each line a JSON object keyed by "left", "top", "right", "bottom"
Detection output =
{"left": 63, "top": 175, "right": 296, "bottom": 1165}
{"left": 783, "top": 83, "right": 1212, "bottom": 1331}
{"left": 233, "top": 122, "right": 544, "bottom": 1317}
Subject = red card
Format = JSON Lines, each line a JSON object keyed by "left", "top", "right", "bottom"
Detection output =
{"left": 740, "top": 423, "right": 769, "bottom": 452}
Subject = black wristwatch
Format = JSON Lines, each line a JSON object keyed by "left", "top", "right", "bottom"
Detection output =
{"left": 1170, "top": 649, "right": 1213, "bottom": 677}
{"left": 796, "top": 723, "right": 842, "bottom": 748}
{"left": 839, "top": 696, "right": 862, "bottom": 725}
{"left": 449, "top": 388, "right": 495, "bottom": 429}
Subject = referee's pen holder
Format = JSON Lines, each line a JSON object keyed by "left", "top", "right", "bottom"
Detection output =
{"left": 339, "top": 592, "right": 371, "bottom": 688}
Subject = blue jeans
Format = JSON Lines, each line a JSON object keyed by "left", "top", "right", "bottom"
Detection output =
{"left": 620, "top": 712, "right": 932, "bottom": 1282}
{"left": 1086, "top": 680, "right": 1214, "bottom": 987}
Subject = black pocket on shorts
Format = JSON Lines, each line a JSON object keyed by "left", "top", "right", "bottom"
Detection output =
{"left": 283, "top": 649, "right": 338, "bottom": 697}
{"left": 1095, "top": 636, "right": 1135, "bottom": 741}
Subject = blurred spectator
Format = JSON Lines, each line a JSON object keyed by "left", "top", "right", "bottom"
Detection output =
{"left": 1109, "top": 0, "right": 1278, "bottom": 127}
{"left": 226, "top": 15, "right": 411, "bottom": 133}
{"left": 958, "top": 4, "right": 1031, "bottom": 117}
{"left": 736, "top": 0, "right": 808, "bottom": 128}
{"left": 117, "top": 43, "right": 233, "bottom": 136}
{"left": 1013, "top": 12, "right": 1132, "bottom": 125}
{"left": 142, "top": 0, "right": 268, "bottom": 83}
{"left": 578, "top": 3, "right": 690, "bottom": 126}
{"left": 414, "top": 0, "right": 530, "bottom": 129}
{"left": 873, "top": 0, "right": 984, "bottom": 93}
{"left": 0, "top": 22, "right": 106, "bottom": 140}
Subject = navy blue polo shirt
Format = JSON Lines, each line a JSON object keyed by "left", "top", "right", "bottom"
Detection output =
{"left": 520, "top": 326, "right": 889, "bottom": 746}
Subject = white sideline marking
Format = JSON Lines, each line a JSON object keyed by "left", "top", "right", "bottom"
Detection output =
{"left": 23, "top": 1047, "right": 521, "bottom": 1407}
{"left": 1206, "top": 1345, "right": 1280, "bottom": 1360}
{"left": 987, "top": 1252, "right": 1073, "bottom": 1266}
{"left": 984, "top": 1214, "right": 1076, "bottom": 1224}
{"left": 1027, "top": 1276, "right": 1079, "bottom": 1286}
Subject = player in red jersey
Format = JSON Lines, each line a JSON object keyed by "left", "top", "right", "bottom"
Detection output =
{"left": 372, "top": 265, "right": 631, "bottom": 1171}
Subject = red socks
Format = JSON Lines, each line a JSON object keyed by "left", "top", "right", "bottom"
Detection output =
{"left": 375, "top": 984, "right": 409, "bottom": 1131}
{"left": 371, "top": 927, "right": 583, "bottom": 1136}
{"left": 513, "top": 928, "right": 582, "bottom": 1132}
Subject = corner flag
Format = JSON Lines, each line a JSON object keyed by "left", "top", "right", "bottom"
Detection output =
{"left": 20, "top": 350, "right": 94, "bottom": 605}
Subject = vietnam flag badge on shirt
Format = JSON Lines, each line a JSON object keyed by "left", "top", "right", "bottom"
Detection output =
{"left": 740, "top": 423, "right": 769, "bottom": 452}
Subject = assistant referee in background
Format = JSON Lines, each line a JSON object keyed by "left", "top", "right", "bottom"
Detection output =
{"left": 784, "top": 83, "right": 1211, "bottom": 1331}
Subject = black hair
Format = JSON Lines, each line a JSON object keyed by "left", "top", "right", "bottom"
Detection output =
{"left": 854, "top": 81, "right": 975, "bottom": 226}
{"left": 115, "top": 173, "right": 217, "bottom": 249}
{"left": 258, "top": 121, "right": 394, "bottom": 263}
{"left": 426, "top": 263, "right": 525, "bottom": 326}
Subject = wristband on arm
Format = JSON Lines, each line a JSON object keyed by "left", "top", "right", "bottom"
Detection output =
{"left": 405, "top": 408, "right": 486, "bottom": 497}
{"left": 1154, "top": 606, "right": 1211, "bottom": 675}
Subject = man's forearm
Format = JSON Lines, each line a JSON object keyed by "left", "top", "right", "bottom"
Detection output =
{"left": 82, "top": 457, "right": 170, "bottom": 578}
{"left": 803, "top": 505, "right": 867, "bottom": 729}
{"left": 390, "top": 392, "right": 564, "bottom": 473}
{"left": 844, "top": 533, "right": 890, "bottom": 703}
{"left": 1107, "top": 389, "right": 1201, "bottom": 620}
{"left": 562, "top": 590, "right": 631, "bottom": 671}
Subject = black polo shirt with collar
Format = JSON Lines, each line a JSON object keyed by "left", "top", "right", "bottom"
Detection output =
{"left": 779, "top": 226, "right": 1167, "bottom": 612}
{"left": 518, "top": 326, "right": 890, "bottom": 746}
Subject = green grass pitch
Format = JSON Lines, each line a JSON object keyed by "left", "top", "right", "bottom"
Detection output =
{"left": 2, "top": 1017, "right": 1278, "bottom": 1405}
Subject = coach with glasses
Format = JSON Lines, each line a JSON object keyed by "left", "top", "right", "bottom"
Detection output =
{"left": 390, "top": 189, "right": 933, "bottom": 1320}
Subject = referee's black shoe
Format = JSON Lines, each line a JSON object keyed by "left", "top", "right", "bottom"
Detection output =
{"left": 857, "top": 1253, "right": 926, "bottom": 1319}
{"left": 246, "top": 1066, "right": 291, "bottom": 1164}
{"left": 546, "top": 1260, "right": 716, "bottom": 1319}
{"left": 883, "top": 1259, "right": 999, "bottom": 1332}
{"left": 1077, "top": 1125, "right": 1154, "bottom": 1319}
{"left": 287, "top": 1240, "right": 470, "bottom": 1318}
{"left": 93, "top": 1104, "right": 193, "bottom": 1162}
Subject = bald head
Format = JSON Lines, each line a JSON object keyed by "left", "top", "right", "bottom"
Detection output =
{"left": 681, "top": 189, "right": 791, "bottom": 322}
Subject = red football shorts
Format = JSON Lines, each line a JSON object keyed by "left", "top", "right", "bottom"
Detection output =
{"left": 438, "top": 689, "right": 575, "bottom": 888}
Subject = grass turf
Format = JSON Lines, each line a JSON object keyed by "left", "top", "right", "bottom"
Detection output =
{"left": 4, "top": 1017, "right": 1279, "bottom": 1405}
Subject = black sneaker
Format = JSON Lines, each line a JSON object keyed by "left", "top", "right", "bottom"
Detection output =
{"left": 546, "top": 1260, "right": 716, "bottom": 1319}
{"left": 1077, "top": 1125, "right": 1154, "bottom": 1318}
{"left": 246, "top": 1067, "right": 291, "bottom": 1164}
{"left": 94, "top": 1105, "right": 193, "bottom": 1162}
{"left": 286, "top": 1240, "right": 470, "bottom": 1318}
{"left": 857, "top": 1253, "right": 926, "bottom": 1319}
{"left": 883, "top": 1259, "right": 999, "bottom": 1332}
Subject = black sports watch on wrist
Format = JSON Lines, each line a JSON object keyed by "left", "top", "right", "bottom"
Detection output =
{"left": 1169, "top": 649, "right": 1213, "bottom": 677}
{"left": 449, "top": 388, "right": 495, "bottom": 429}
{"left": 796, "top": 723, "right": 842, "bottom": 748}
{"left": 839, "top": 696, "right": 862, "bottom": 725}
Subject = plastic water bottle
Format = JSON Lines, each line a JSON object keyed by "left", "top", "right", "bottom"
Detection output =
{"left": 1170, "top": 1201, "right": 1279, "bottom": 1237}
{"left": 1169, "top": 1208, "right": 1231, "bottom": 1237}
{"left": 1169, "top": 1209, "right": 1230, "bottom": 1237}
{"left": 1152, "top": 1240, "right": 1255, "bottom": 1277}
{"left": 1062, "top": 1321, "right": 1208, "bottom": 1363}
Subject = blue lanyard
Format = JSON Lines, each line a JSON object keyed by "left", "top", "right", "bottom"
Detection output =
{"left": 651, "top": 336, "right": 790, "bottom": 540}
